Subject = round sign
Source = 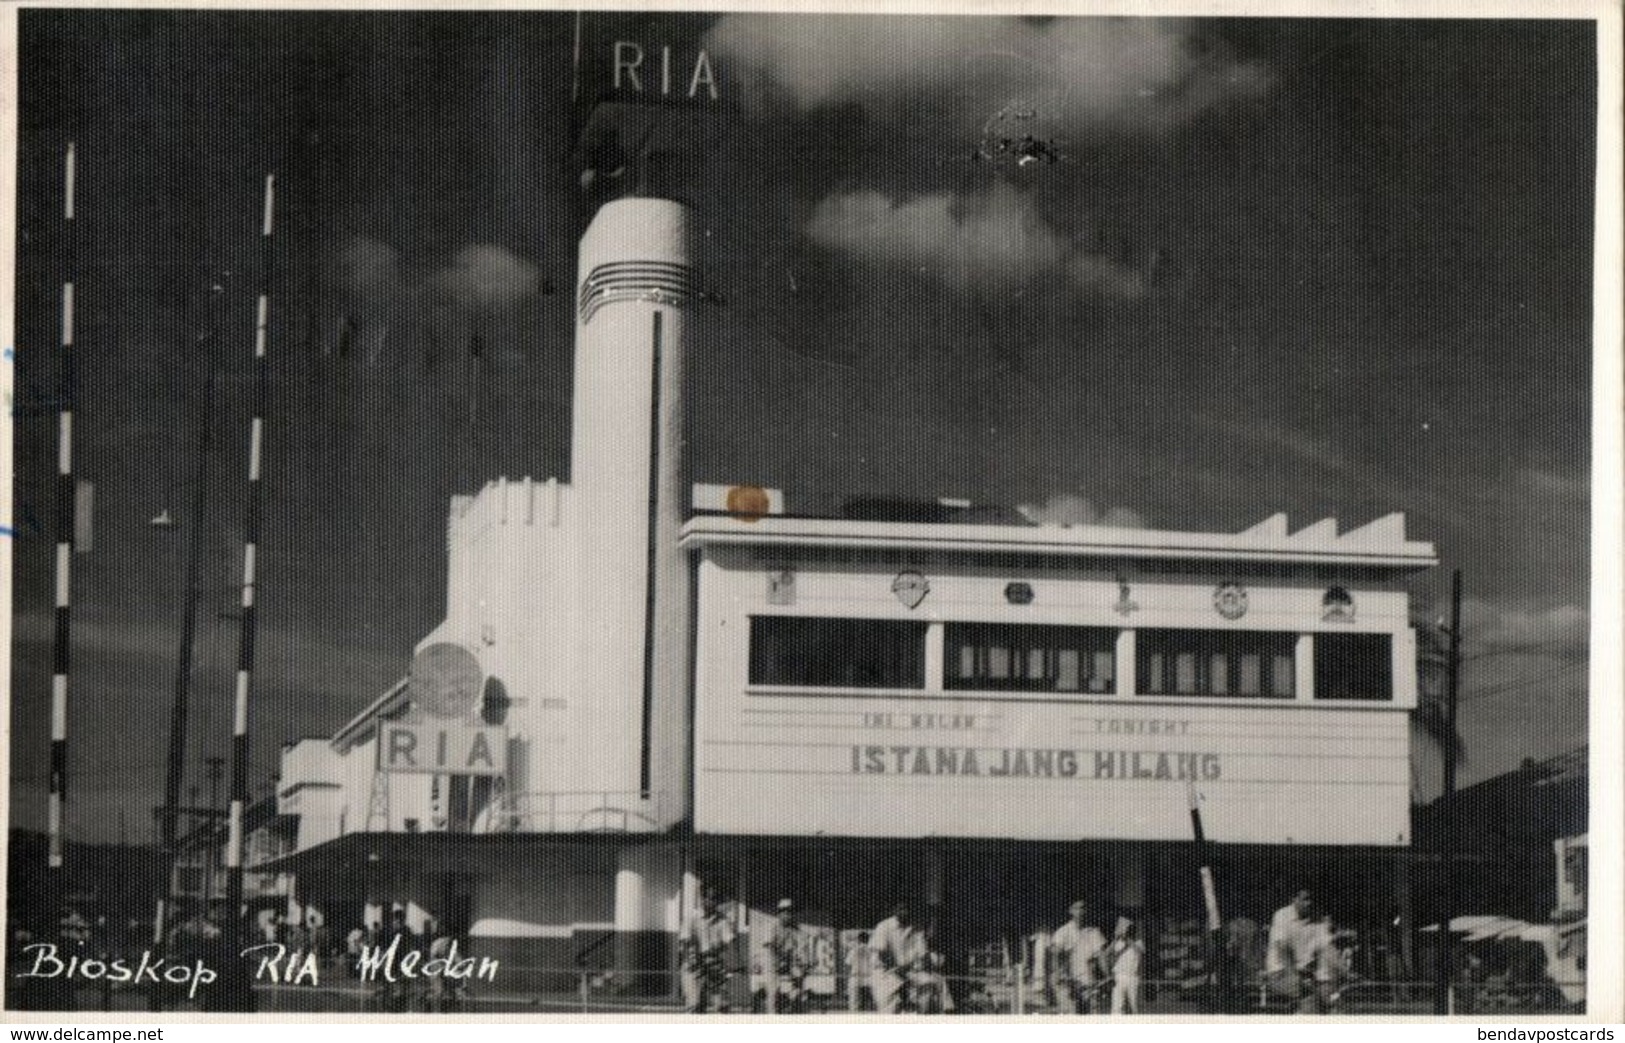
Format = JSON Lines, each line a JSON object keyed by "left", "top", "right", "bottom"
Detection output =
{"left": 726, "top": 485, "right": 771, "bottom": 522}
{"left": 1212, "top": 581, "right": 1249, "bottom": 621}
{"left": 408, "top": 643, "right": 483, "bottom": 719}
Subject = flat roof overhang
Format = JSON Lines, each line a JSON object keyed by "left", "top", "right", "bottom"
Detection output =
{"left": 264, "top": 831, "right": 1412, "bottom": 878}
{"left": 258, "top": 830, "right": 677, "bottom": 876}
{"left": 680, "top": 515, "right": 1438, "bottom": 573}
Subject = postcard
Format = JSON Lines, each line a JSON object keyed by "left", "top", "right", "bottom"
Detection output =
{"left": 2, "top": 0, "right": 1619, "bottom": 1026}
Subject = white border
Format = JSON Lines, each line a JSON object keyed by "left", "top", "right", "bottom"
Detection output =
{"left": 0, "top": 0, "right": 1618, "bottom": 1029}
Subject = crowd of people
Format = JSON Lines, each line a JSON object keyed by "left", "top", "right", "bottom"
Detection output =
{"left": 673, "top": 883, "right": 1363, "bottom": 1016}
{"left": 676, "top": 889, "right": 1155, "bottom": 1015}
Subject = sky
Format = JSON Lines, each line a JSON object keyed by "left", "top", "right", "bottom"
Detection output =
{"left": 6, "top": 9, "right": 1600, "bottom": 843}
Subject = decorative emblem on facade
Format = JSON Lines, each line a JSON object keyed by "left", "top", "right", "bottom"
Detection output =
{"left": 1322, "top": 585, "right": 1356, "bottom": 622}
{"left": 1114, "top": 575, "right": 1140, "bottom": 616}
{"left": 407, "top": 642, "right": 484, "bottom": 720}
{"left": 891, "top": 570, "right": 930, "bottom": 610}
{"left": 728, "top": 485, "right": 772, "bottom": 522}
{"left": 1004, "top": 581, "right": 1035, "bottom": 605}
{"left": 767, "top": 568, "right": 796, "bottom": 606}
{"left": 1212, "top": 581, "right": 1249, "bottom": 620}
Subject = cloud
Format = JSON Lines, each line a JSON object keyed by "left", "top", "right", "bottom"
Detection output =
{"left": 337, "top": 237, "right": 542, "bottom": 313}
{"left": 1520, "top": 467, "right": 1590, "bottom": 501}
{"left": 705, "top": 15, "right": 1270, "bottom": 136}
{"left": 337, "top": 235, "right": 403, "bottom": 305}
{"left": 1017, "top": 491, "right": 1148, "bottom": 529}
{"left": 805, "top": 182, "right": 1145, "bottom": 298}
{"left": 431, "top": 244, "right": 543, "bottom": 311}
{"left": 1460, "top": 597, "right": 1589, "bottom": 656}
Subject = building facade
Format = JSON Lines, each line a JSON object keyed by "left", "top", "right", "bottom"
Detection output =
{"left": 270, "top": 196, "right": 1437, "bottom": 997}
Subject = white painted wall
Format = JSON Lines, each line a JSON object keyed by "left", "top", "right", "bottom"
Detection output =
{"left": 567, "top": 198, "right": 698, "bottom": 824}
{"left": 693, "top": 549, "right": 1419, "bottom": 844}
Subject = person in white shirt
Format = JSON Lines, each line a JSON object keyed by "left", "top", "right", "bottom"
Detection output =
{"left": 1108, "top": 917, "right": 1145, "bottom": 1015}
{"left": 1304, "top": 916, "right": 1352, "bottom": 1013}
{"left": 1051, "top": 900, "right": 1108, "bottom": 1013}
{"left": 766, "top": 898, "right": 816, "bottom": 1013}
{"left": 679, "top": 889, "right": 738, "bottom": 1013}
{"left": 868, "top": 902, "right": 933, "bottom": 1013}
{"left": 1265, "top": 889, "right": 1319, "bottom": 1011}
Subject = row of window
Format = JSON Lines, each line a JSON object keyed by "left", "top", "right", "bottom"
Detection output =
{"left": 746, "top": 617, "right": 1395, "bottom": 700}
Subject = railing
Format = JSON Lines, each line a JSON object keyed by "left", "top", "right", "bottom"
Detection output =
{"left": 481, "top": 790, "right": 665, "bottom": 834}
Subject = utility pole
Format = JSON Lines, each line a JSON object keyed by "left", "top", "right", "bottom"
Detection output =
{"left": 155, "top": 292, "right": 222, "bottom": 956}
{"left": 204, "top": 756, "right": 224, "bottom": 914}
{"left": 1432, "top": 568, "right": 1463, "bottom": 1013}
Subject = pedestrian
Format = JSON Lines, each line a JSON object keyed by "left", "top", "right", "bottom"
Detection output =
{"left": 1108, "top": 917, "right": 1145, "bottom": 1014}
{"left": 378, "top": 907, "right": 421, "bottom": 1012}
{"left": 766, "top": 898, "right": 816, "bottom": 1013}
{"left": 1265, "top": 888, "right": 1319, "bottom": 1011}
{"left": 678, "top": 888, "right": 737, "bottom": 1013}
{"left": 426, "top": 926, "right": 469, "bottom": 1012}
{"left": 307, "top": 915, "right": 331, "bottom": 967}
{"left": 868, "top": 901, "right": 937, "bottom": 1013}
{"left": 1051, "top": 899, "right": 1108, "bottom": 1013}
{"left": 1304, "top": 915, "right": 1352, "bottom": 1013}
{"left": 345, "top": 923, "right": 367, "bottom": 977}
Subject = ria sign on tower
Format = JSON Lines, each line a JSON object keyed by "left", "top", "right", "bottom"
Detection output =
{"left": 611, "top": 40, "right": 719, "bottom": 102}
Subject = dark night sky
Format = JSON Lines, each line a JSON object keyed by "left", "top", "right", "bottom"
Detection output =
{"left": 7, "top": 10, "right": 1598, "bottom": 841}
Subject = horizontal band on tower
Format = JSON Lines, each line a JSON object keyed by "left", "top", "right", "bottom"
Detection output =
{"left": 578, "top": 260, "right": 701, "bottom": 324}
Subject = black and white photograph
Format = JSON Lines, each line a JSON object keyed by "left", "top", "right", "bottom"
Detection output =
{"left": 3, "top": 1, "right": 1619, "bottom": 1023}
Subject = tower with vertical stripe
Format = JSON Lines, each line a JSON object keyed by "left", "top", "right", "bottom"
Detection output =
{"left": 571, "top": 198, "right": 699, "bottom": 820}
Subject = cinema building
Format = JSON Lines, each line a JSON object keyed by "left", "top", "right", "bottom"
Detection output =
{"left": 269, "top": 195, "right": 1437, "bottom": 994}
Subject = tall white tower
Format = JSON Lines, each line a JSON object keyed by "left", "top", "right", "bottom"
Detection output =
{"left": 571, "top": 198, "right": 700, "bottom": 825}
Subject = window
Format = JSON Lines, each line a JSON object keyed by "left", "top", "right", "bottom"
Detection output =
{"left": 946, "top": 623, "right": 1116, "bottom": 693}
{"left": 1137, "top": 630, "right": 1295, "bottom": 698}
{"left": 749, "top": 616, "right": 926, "bottom": 688}
{"left": 1313, "top": 633, "right": 1392, "bottom": 700}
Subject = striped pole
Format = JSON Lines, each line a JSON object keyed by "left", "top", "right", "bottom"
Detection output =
{"left": 222, "top": 175, "right": 273, "bottom": 1005}
{"left": 49, "top": 142, "right": 78, "bottom": 875}
{"left": 1187, "top": 781, "right": 1227, "bottom": 1011}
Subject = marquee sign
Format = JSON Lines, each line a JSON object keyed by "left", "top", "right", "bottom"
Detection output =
{"left": 696, "top": 701, "right": 1410, "bottom": 845}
